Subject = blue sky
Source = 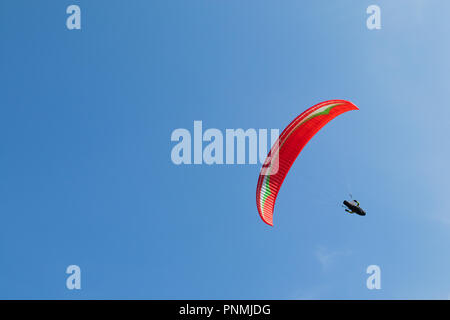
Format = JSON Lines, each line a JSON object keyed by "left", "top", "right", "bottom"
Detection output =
{"left": 1, "top": 0, "right": 450, "bottom": 299}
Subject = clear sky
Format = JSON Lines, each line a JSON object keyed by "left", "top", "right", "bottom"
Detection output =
{"left": 1, "top": 0, "right": 450, "bottom": 299}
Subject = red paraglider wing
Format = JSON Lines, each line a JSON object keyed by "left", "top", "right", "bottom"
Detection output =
{"left": 256, "top": 100, "right": 359, "bottom": 226}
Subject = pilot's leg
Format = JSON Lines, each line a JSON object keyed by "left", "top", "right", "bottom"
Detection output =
{"left": 354, "top": 200, "right": 360, "bottom": 206}
{"left": 345, "top": 209, "right": 354, "bottom": 214}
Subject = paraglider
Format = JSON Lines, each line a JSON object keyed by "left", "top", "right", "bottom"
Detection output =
{"left": 256, "top": 100, "right": 359, "bottom": 226}
{"left": 343, "top": 199, "right": 366, "bottom": 216}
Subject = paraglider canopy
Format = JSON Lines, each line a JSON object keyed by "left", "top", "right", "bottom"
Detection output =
{"left": 256, "top": 100, "right": 359, "bottom": 226}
